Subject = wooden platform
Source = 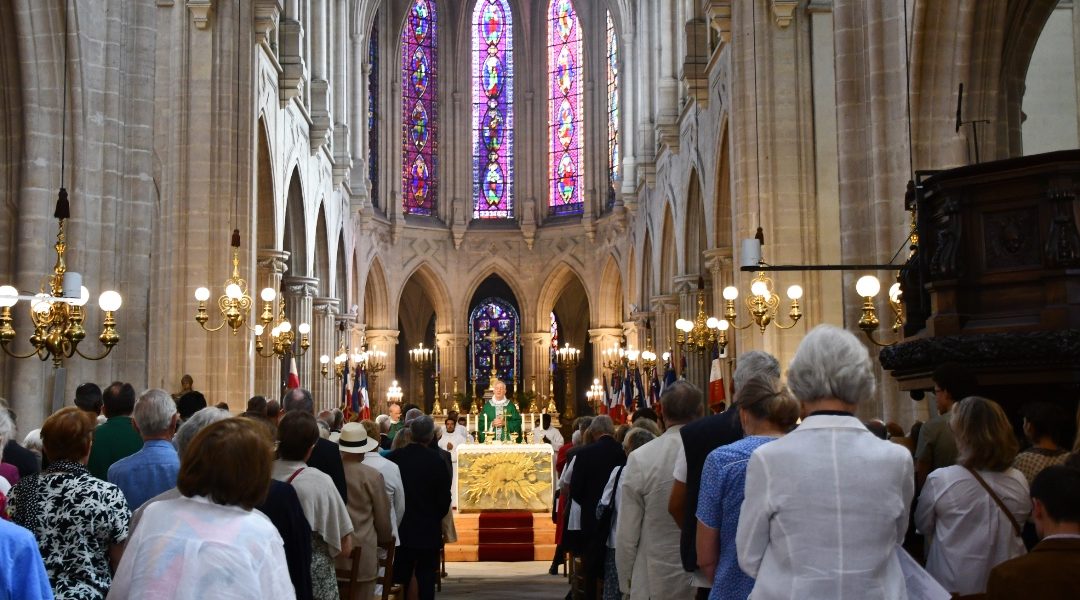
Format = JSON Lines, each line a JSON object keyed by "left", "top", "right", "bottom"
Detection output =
{"left": 445, "top": 512, "right": 556, "bottom": 562}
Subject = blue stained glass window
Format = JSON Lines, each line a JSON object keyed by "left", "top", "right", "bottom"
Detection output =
{"left": 472, "top": 0, "right": 515, "bottom": 219}
{"left": 368, "top": 21, "right": 379, "bottom": 209}
{"left": 606, "top": 11, "right": 620, "bottom": 209}
{"left": 469, "top": 298, "right": 519, "bottom": 388}
{"left": 402, "top": 0, "right": 438, "bottom": 216}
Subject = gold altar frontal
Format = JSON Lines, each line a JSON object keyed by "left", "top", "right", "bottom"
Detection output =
{"left": 455, "top": 443, "right": 555, "bottom": 513}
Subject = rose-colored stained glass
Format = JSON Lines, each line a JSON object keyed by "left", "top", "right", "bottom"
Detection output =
{"left": 548, "top": 0, "right": 582, "bottom": 216}
{"left": 606, "top": 11, "right": 620, "bottom": 209}
{"left": 472, "top": 0, "right": 514, "bottom": 219}
{"left": 402, "top": 0, "right": 437, "bottom": 216}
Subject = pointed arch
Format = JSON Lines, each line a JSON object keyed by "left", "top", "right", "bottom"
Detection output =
{"left": 462, "top": 260, "right": 531, "bottom": 326}
{"left": 547, "top": 0, "right": 583, "bottom": 216}
{"left": 314, "top": 203, "right": 331, "bottom": 294}
{"left": 641, "top": 231, "right": 653, "bottom": 305}
{"left": 401, "top": 0, "right": 438, "bottom": 215}
{"left": 283, "top": 168, "right": 308, "bottom": 277}
{"left": 535, "top": 261, "right": 592, "bottom": 331}
{"left": 255, "top": 116, "right": 278, "bottom": 249}
{"left": 685, "top": 168, "right": 706, "bottom": 276}
{"left": 363, "top": 256, "right": 390, "bottom": 328}
{"left": 334, "top": 231, "right": 347, "bottom": 302}
{"left": 396, "top": 261, "right": 453, "bottom": 332}
{"left": 659, "top": 201, "right": 676, "bottom": 294}
{"left": 597, "top": 254, "right": 624, "bottom": 327}
{"left": 714, "top": 118, "right": 732, "bottom": 249}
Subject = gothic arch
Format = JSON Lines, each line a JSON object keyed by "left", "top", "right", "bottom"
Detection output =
{"left": 334, "top": 230, "right": 347, "bottom": 303}
{"left": 362, "top": 255, "right": 390, "bottom": 328}
{"left": 462, "top": 260, "right": 533, "bottom": 330}
{"left": 714, "top": 118, "right": 732, "bottom": 249}
{"left": 396, "top": 261, "right": 454, "bottom": 332}
{"left": 314, "top": 202, "right": 331, "bottom": 294}
{"left": 685, "top": 168, "right": 706, "bottom": 276}
{"left": 640, "top": 230, "right": 653, "bottom": 305}
{"left": 658, "top": 200, "right": 676, "bottom": 294}
{"left": 255, "top": 117, "right": 278, "bottom": 250}
{"left": 597, "top": 254, "right": 624, "bottom": 326}
{"left": 535, "top": 261, "right": 593, "bottom": 331}
{"left": 282, "top": 168, "right": 308, "bottom": 277}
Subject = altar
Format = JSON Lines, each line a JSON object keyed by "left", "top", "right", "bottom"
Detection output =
{"left": 455, "top": 443, "right": 555, "bottom": 513}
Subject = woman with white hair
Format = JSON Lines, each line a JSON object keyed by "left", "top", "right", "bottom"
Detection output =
{"left": 736, "top": 325, "right": 915, "bottom": 600}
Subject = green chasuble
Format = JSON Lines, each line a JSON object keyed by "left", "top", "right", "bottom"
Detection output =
{"left": 478, "top": 398, "right": 523, "bottom": 443}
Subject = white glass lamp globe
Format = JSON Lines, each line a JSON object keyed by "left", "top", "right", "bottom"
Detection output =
{"left": 722, "top": 286, "right": 739, "bottom": 300}
{"left": 98, "top": 291, "right": 122, "bottom": 312}
{"left": 320, "top": 354, "right": 330, "bottom": 365}
{"left": 74, "top": 286, "right": 90, "bottom": 307}
{"left": 0, "top": 285, "right": 19, "bottom": 308}
{"left": 787, "top": 285, "right": 803, "bottom": 300}
{"left": 855, "top": 275, "right": 881, "bottom": 298}
{"left": 270, "top": 326, "right": 281, "bottom": 338}
{"left": 260, "top": 287, "right": 276, "bottom": 302}
{"left": 706, "top": 317, "right": 720, "bottom": 329}
{"left": 888, "top": 283, "right": 902, "bottom": 303}
{"left": 194, "top": 287, "right": 211, "bottom": 302}
{"left": 297, "top": 323, "right": 311, "bottom": 335}
{"left": 254, "top": 324, "right": 264, "bottom": 336}
{"left": 750, "top": 280, "right": 769, "bottom": 297}
{"left": 225, "top": 283, "right": 243, "bottom": 300}
{"left": 718, "top": 319, "right": 730, "bottom": 331}
{"left": 31, "top": 293, "right": 52, "bottom": 313}
{"left": 279, "top": 321, "right": 292, "bottom": 334}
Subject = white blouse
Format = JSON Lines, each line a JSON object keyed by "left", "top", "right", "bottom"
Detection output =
{"left": 108, "top": 495, "right": 295, "bottom": 599}
{"left": 915, "top": 465, "right": 1031, "bottom": 595}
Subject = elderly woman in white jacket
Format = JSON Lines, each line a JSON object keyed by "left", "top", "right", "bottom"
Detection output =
{"left": 736, "top": 325, "right": 915, "bottom": 600}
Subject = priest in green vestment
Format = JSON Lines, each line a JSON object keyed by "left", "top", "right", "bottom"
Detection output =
{"left": 478, "top": 380, "right": 522, "bottom": 443}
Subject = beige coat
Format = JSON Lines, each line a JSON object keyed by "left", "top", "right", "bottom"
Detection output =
{"left": 336, "top": 460, "right": 393, "bottom": 582}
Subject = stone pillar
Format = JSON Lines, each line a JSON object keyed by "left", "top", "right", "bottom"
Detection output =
{"left": 435, "top": 332, "right": 470, "bottom": 408}
{"left": 255, "top": 249, "right": 290, "bottom": 399}
{"left": 282, "top": 276, "right": 318, "bottom": 392}
{"left": 311, "top": 296, "right": 340, "bottom": 413}
{"left": 674, "top": 275, "right": 710, "bottom": 393}
{"left": 650, "top": 295, "right": 679, "bottom": 373}
{"left": 308, "top": 0, "right": 331, "bottom": 149}
{"left": 331, "top": 0, "right": 350, "bottom": 182}
{"left": 588, "top": 327, "right": 624, "bottom": 413}
{"left": 365, "top": 328, "right": 399, "bottom": 415}
{"left": 522, "top": 331, "right": 554, "bottom": 412}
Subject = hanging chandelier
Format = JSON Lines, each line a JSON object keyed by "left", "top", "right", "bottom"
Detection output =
{"left": 675, "top": 279, "right": 729, "bottom": 353}
{"left": 723, "top": 271, "right": 803, "bottom": 333}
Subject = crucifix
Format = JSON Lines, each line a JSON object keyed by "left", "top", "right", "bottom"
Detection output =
{"left": 485, "top": 326, "right": 503, "bottom": 389}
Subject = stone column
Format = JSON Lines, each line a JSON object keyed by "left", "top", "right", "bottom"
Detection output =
{"left": 674, "top": 275, "right": 710, "bottom": 393}
{"left": 365, "top": 328, "right": 399, "bottom": 415}
{"left": 311, "top": 296, "right": 340, "bottom": 413}
{"left": 308, "top": 0, "right": 331, "bottom": 149}
{"left": 588, "top": 327, "right": 624, "bottom": 413}
{"left": 651, "top": 295, "right": 679, "bottom": 377}
{"left": 282, "top": 276, "right": 318, "bottom": 391}
{"left": 331, "top": 0, "right": 350, "bottom": 182}
{"left": 522, "top": 331, "right": 554, "bottom": 412}
{"left": 435, "top": 332, "right": 470, "bottom": 410}
{"left": 255, "top": 249, "right": 290, "bottom": 400}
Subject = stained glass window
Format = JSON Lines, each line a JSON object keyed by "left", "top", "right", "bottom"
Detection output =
{"left": 606, "top": 11, "right": 620, "bottom": 209}
{"left": 402, "top": 0, "right": 437, "bottom": 216}
{"left": 368, "top": 21, "right": 379, "bottom": 209}
{"left": 549, "top": 311, "right": 559, "bottom": 372}
{"left": 548, "top": 0, "right": 583, "bottom": 216}
{"left": 472, "top": 0, "right": 515, "bottom": 219}
{"left": 469, "top": 298, "right": 519, "bottom": 389}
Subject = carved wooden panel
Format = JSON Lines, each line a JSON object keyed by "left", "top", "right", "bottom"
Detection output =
{"left": 980, "top": 207, "right": 1040, "bottom": 271}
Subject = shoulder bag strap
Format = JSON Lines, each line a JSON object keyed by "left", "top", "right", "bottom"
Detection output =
{"left": 965, "top": 466, "right": 1022, "bottom": 537}
{"left": 285, "top": 467, "right": 306, "bottom": 485}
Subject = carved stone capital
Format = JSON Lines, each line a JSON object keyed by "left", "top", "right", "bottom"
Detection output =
{"left": 364, "top": 329, "right": 400, "bottom": 351}
{"left": 705, "top": 0, "right": 732, "bottom": 43}
{"left": 257, "top": 249, "right": 291, "bottom": 275}
{"left": 253, "top": 0, "right": 281, "bottom": 47}
{"left": 772, "top": 0, "right": 798, "bottom": 28}
{"left": 703, "top": 247, "right": 733, "bottom": 273}
{"left": 187, "top": 0, "right": 213, "bottom": 30}
{"left": 435, "top": 333, "right": 471, "bottom": 349}
{"left": 588, "top": 327, "right": 625, "bottom": 348}
{"left": 282, "top": 276, "right": 319, "bottom": 297}
{"left": 673, "top": 274, "right": 705, "bottom": 296}
{"left": 312, "top": 296, "right": 340, "bottom": 315}
{"left": 650, "top": 294, "right": 680, "bottom": 315}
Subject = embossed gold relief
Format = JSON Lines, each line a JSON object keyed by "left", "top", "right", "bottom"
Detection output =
{"left": 457, "top": 450, "right": 553, "bottom": 512}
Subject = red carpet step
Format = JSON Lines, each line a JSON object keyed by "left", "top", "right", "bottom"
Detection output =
{"left": 477, "top": 511, "right": 534, "bottom": 561}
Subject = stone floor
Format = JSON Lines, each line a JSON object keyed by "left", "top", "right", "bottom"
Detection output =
{"left": 438, "top": 561, "right": 569, "bottom": 599}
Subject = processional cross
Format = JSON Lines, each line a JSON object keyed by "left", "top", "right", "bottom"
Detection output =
{"left": 485, "top": 326, "right": 503, "bottom": 389}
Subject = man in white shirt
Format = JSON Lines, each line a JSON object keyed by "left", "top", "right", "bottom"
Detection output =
{"left": 531, "top": 413, "right": 564, "bottom": 449}
{"left": 437, "top": 417, "right": 470, "bottom": 453}
{"left": 616, "top": 381, "right": 703, "bottom": 600}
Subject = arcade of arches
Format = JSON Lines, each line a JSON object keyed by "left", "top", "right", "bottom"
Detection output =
{"left": 1, "top": 0, "right": 1079, "bottom": 434}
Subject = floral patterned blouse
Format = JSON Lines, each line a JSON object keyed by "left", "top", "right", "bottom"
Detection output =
{"left": 9, "top": 459, "right": 130, "bottom": 599}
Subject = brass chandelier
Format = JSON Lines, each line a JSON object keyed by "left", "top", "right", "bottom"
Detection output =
{"left": 676, "top": 280, "right": 730, "bottom": 353}
{"left": 722, "top": 270, "right": 803, "bottom": 334}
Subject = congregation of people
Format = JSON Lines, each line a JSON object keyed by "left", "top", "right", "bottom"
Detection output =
{"left": 551, "top": 325, "right": 1080, "bottom": 600}
{"left": 0, "top": 379, "right": 453, "bottom": 600}
{"left": 1, "top": 324, "right": 1079, "bottom": 599}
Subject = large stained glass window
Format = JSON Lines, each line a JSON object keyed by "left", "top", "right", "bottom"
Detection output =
{"left": 469, "top": 298, "right": 519, "bottom": 390}
{"left": 472, "top": 0, "right": 514, "bottom": 219}
{"left": 548, "top": 0, "right": 583, "bottom": 216}
{"left": 368, "top": 22, "right": 379, "bottom": 209}
{"left": 606, "top": 11, "right": 620, "bottom": 209}
{"left": 402, "top": 0, "right": 437, "bottom": 216}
